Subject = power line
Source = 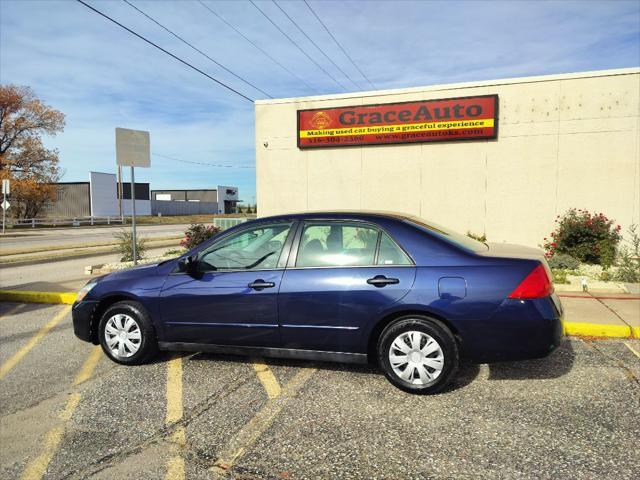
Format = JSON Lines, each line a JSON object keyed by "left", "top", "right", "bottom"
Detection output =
{"left": 272, "top": 0, "right": 362, "bottom": 90}
{"left": 74, "top": 0, "right": 254, "bottom": 102}
{"left": 123, "top": 0, "right": 272, "bottom": 98}
{"left": 197, "top": 0, "right": 318, "bottom": 94}
{"left": 303, "top": 0, "right": 376, "bottom": 90}
{"left": 249, "top": 0, "right": 348, "bottom": 92}
{"left": 153, "top": 153, "right": 255, "bottom": 169}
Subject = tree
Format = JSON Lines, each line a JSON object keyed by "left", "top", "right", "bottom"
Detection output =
{"left": 0, "top": 85, "right": 65, "bottom": 218}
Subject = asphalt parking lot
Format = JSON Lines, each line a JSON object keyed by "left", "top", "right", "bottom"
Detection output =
{"left": 1, "top": 302, "right": 639, "bottom": 480}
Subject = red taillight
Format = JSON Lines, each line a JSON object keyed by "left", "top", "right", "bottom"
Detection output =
{"left": 508, "top": 264, "right": 553, "bottom": 299}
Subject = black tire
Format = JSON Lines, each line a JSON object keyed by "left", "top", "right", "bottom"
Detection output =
{"left": 377, "top": 316, "right": 458, "bottom": 394}
{"left": 98, "top": 300, "right": 158, "bottom": 365}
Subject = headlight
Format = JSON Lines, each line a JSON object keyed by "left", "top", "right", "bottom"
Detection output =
{"left": 76, "top": 280, "right": 98, "bottom": 302}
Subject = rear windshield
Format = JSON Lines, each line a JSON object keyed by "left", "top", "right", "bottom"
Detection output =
{"left": 403, "top": 216, "right": 488, "bottom": 252}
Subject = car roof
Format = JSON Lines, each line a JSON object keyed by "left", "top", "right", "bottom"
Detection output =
{"left": 249, "top": 210, "right": 413, "bottom": 223}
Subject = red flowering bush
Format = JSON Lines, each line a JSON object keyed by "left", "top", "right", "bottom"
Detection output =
{"left": 180, "top": 223, "right": 220, "bottom": 250}
{"left": 543, "top": 209, "right": 621, "bottom": 268}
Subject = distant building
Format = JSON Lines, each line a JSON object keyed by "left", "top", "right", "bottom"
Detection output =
{"left": 42, "top": 172, "right": 238, "bottom": 217}
{"left": 151, "top": 186, "right": 240, "bottom": 214}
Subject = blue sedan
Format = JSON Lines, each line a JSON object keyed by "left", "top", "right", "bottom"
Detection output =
{"left": 72, "top": 212, "right": 563, "bottom": 394}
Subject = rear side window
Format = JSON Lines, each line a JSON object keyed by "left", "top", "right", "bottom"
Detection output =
{"left": 377, "top": 232, "right": 412, "bottom": 265}
{"left": 404, "top": 216, "right": 488, "bottom": 252}
{"left": 296, "top": 223, "right": 379, "bottom": 267}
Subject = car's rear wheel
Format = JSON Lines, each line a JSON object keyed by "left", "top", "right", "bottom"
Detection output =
{"left": 98, "top": 300, "right": 158, "bottom": 365}
{"left": 377, "top": 316, "right": 458, "bottom": 394}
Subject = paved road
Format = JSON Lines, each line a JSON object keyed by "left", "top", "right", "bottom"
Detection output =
{"left": 0, "top": 247, "right": 170, "bottom": 291}
{"left": 0, "top": 224, "right": 189, "bottom": 251}
{"left": 0, "top": 303, "right": 638, "bottom": 479}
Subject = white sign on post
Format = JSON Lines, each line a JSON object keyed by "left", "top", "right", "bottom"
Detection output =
{"left": 2, "top": 179, "right": 9, "bottom": 195}
{"left": 115, "top": 128, "right": 150, "bottom": 167}
{"left": 115, "top": 128, "right": 150, "bottom": 264}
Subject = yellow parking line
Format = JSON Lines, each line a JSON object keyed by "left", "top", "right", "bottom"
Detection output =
{"left": 252, "top": 359, "right": 282, "bottom": 399}
{"left": 211, "top": 367, "right": 316, "bottom": 476}
{"left": 74, "top": 346, "right": 102, "bottom": 385}
{"left": 20, "top": 347, "right": 101, "bottom": 480}
{"left": 0, "top": 305, "right": 71, "bottom": 381}
{"left": 166, "top": 355, "right": 185, "bottom": 480}
{"left": 624, "top": 342, "right": 640, "bottom": 358}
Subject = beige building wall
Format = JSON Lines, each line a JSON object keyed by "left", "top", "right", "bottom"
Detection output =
{"left": 255, "top": 68, "right": 640, "bottom": 247}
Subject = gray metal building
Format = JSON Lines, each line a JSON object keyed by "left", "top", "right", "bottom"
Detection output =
{"left": 151, "top": 189, "right": 218, "bottom": 203}
{"left": 42, "top": 182, "right": 91, "bottom": 218}
{"left": 40, "top": 173, "right": 239, "bottom": 218}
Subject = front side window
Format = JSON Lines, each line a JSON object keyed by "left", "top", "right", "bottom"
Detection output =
{"left": 296, "top": 223, "right": 380, "bottom": 267}
{"left": 198, "top": 223, "right": 292, "bottom": 271}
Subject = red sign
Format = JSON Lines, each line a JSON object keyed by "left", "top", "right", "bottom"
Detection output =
{"left": 297, "top": 95, "right": 498, "bottom": 149}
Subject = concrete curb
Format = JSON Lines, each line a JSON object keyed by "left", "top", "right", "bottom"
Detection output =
{"left": 0, "top": 290, "right": 637, "bottom": 340}
{"left": 563, "top": 321, "right": 637, "bottom": 339}
{"left": 0, "top": 238, "right": 181, "bottom": 266}
{"left": 0, "top": 290, "right": 77, "bottom": 305}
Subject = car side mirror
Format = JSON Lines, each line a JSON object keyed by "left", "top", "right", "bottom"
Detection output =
{"left": 178, "top": 255, "right": 198, "bottom": 275}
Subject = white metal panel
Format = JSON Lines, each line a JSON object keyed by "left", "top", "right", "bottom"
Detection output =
{"left": 90, "top": 172, "right": 119, "bottom": 216}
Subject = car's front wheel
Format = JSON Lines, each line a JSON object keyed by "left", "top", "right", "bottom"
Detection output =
{"left": 98, "top": 300, "right": 158, "bottom": 365}
{"left": 377, "top": 316, "right": 458, "bottom": 394}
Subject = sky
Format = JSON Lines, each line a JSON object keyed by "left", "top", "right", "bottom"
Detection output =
{"left": 1, "top": 0, "right": 639, "bottom": 204}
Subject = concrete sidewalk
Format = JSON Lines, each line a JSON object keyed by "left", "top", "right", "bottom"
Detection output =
{"left": 557, "top": 291, "right": 640, "bottom": 338}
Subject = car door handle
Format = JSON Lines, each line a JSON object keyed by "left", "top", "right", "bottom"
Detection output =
{"left": 248, "top": 280, "right": 275, "bottom": 291}
{"left": 367, "top": 275, "right": 400, "bottom": 287}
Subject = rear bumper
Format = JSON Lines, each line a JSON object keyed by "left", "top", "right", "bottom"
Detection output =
{"left": 459, "top": 293, "right": 564, "bottom": 363}
{"left": 72, "top": 300, "right": 99, "bottom": 344}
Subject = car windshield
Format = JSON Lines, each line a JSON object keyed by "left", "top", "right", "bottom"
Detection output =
{"left": 403, "top": 215, "right": 488, "bottom": 252}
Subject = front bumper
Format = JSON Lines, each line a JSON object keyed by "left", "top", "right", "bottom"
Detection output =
{"left": 72, "top": 300, "right": 99, "bottom": 344}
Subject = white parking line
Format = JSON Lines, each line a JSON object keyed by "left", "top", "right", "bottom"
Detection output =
{"left": 624, "top": 342, "right": 640, "bottom": 358}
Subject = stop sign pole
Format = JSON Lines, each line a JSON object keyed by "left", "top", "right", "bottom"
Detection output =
{"left": 115, "top": 128, "right": 150, "bottom": 265}
{"left": 2, "top": 179, "right": 9, "bottom": 235}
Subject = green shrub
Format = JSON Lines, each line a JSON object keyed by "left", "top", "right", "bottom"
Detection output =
{"left": 547, "top": 253, "right": 580, "bottom": 270}
{"left": 599, "top": 270, "right": 612, "bottom": 282}
{"left": 543, "top": 209, "right": 621, "bottom": 268}
{"left": 114, "top": 229, "right": 147, "bottom": 262}
{"left": 467, "top": 231, "right": 487, "bottom": 242}
{"left": 163, "top": 248, "right": 185, "bottom": 257}
{"left": 180, "top": 223, "right": 220, "bottom": 250}
{"left": 551, "top": 269, "right": 570, "bottom": 284}
{"left": 614, "top": 224, "right": 640, "bottom": 283}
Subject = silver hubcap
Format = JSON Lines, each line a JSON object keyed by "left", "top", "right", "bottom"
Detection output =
{"left": 389, "top": 330, "right": 444, "bottom": 385}
{"left": 105, "top": 314, "right": 142, "bottom": 358}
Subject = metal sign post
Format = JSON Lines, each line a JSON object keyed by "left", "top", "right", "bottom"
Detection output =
{"left": 130, "top": 166, "right": 137, "bottom": 262}
{"left": 115, "top": 128, "right": 150, "bottom": 265}
{"left": 2, "top": 179, "right": 10, "bottom": 235}
{"left": 117, "top": 164, "right": 124, "bottom": 223}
